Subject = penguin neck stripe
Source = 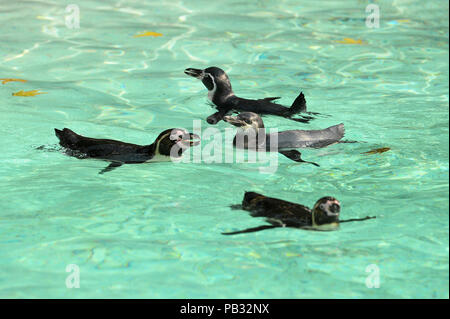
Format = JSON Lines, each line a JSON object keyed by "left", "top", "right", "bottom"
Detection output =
{"left": 312, "top": 211, "right": 316, "bottom": 227}
{"left": 207, "top": 74, "right": 217, "bottom": 101}
{"left": 155, "top": 132, "right": 171, "bottom": 156}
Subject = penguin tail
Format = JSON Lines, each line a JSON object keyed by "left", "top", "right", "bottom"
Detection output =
{"left": 243, "top": 191, "right": 264, "bottom": 206}
{"left": 54, "top": 128, "right": 79, "bottom": 147}
{"left": 333, "top": 123, "right": 346, "bottom": 140}
{"left": 287, "top": 92, "right": 307, "bottom": 115}
{"left": 329, "top": 124, "right": 362, "bottom": 144}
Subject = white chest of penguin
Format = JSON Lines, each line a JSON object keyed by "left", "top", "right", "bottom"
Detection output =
{"left": 145, "top": 153, "right": 173, "bottom": 163}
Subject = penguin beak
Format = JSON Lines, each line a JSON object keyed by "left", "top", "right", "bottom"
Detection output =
{"left": 223, "top": 116, "right": 246, "bottom": 127}
{"left": 330, "top": 203, "right": 340, "bottom": 214}
{"left": 184, "top": 68, "right": 204, "bottom": 79}
{"left": 326, "top": 200, "right": 341, "bottom": 216}
{"left": 182, "top": 133, "right": 201, "bottom": 146}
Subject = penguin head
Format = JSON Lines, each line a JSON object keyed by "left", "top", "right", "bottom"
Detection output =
{"left": 184, "top": 66, "right": 233, "bottom": 102}
{"left": 311, "top": 197, "right": 341, "bottom": 228}
{"left": 153, "top": 128, "right": 200, "bottom": 158}
{"left": 223, "top": 112, "right": 264, "bottom": 131}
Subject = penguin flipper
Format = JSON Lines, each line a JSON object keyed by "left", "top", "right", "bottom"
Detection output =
{"left": 339, "top": 216, "right": 376, "bottom": 223}
{"left": 279, "top": 150, "right": 320, "bottom": 167}
{"left": 289, "top": 117, "right": 311, "bottom": 124}
{"left": 222, "top": 225, "right": 279, "bottom": 235}
{"left": 99, "top": 162, "right": 122, "bottom": 174}
{"left": 306, "top": 111, "right": 330, "bottom": 117}
{"left": 206, "top": 108, "right": 230, "bottom": 125}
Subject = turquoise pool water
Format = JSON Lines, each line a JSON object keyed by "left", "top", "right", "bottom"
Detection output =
{"left": 0, "top": 0, "right": 448, "bottom": 299}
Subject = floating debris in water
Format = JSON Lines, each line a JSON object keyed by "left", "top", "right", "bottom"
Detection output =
{"left": 362, "top": 147, "right": 391, "bottom": 155}
{"left": 336, "top": 38, "right": 365, "bottom": 45}
{"left": 133, "top": 31, "right": 163, "bottom": 38}
{"left": 12, "top": 90, "right": 47, "bottom": 97}
{"left": 36, "top": 16, "right": 55, "bottom": 21}
{"left": 248, "top": 251, "right": 261, "bottom": 259}
{"left": 285, "top": 252, "right": 302, "bottom": 257}
{"left": 387, "top": 19, "right": 411, "bottom": 25}
{"left": 0, "top": 78, "right": 27, "bottom": 84}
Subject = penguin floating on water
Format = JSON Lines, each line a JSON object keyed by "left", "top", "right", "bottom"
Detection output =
{"left": 222, "top": 192, "right": 376, "bottom": 235}
{"left": 184, "top": 66, "right": 319, "bottom": 124}
{"left": 54, "top": 128, "right": 200, "bottom": 174}
{"left": 223, "top": 112, "right": 356, "bottom": 166}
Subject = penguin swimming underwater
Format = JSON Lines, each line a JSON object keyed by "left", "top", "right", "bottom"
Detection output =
{"left": 184, "top": 66, "right": 318, "bottom": 125}
{"left": 54, "top": 128, "right": 200, "bottom": 174}
{"left": 222, "top": 192, "right": 376, "bottom": 235}
{"left": 223, "top": 112, "right": 354, "bottom": 166}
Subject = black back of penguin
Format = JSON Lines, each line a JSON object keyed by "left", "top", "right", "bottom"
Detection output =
{"left": 55, "top": 128, "right": 150, "bottom": 161}
{"left": 242, "top": 191, "right": 313, "bottom": 227}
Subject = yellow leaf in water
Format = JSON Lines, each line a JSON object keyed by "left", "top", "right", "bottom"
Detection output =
{"left": 12, "top": 90, "right": 47, "bottom": 97}
{"left": 336, "top": 38, "right": 365, "bottom": 45}
{"left": 36, "top": 16, "right": 54, "bottom": 21}
{"left": 362, "top": 147, "right": 391, "bottom": 155}
{"left": 133, "top": 31, "right": 163, "bottom": 38}
{"left": 286, "top": 252, "right": 302, "bottom": 257}
{"left": 248, "top": 251, "right": 261, "bottom": 259}
{"left": 0, "top": 78, "right": 27, "bottom": 84}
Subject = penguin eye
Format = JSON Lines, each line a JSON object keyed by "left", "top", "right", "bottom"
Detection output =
{"left": 244, "top": 119, "right": 252, "bottom": 124}
{"left": 319, "top": 203, "right": 326, "bottom": 211}
{"left": 170, "top": 133, "right": 183, "bottom": 142}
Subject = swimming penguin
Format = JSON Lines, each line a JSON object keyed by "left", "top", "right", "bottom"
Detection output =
{"left": 222, "top": 192, "right": 376, "bottom": 235}
{"left": 54, "top": 128, "right": 200, "bottom": 174}
{"left": 184, "top": 66, "right": 317, "bottom": 125}
{"left": 223, "top": 112, "right": 354, "bottom": 165}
